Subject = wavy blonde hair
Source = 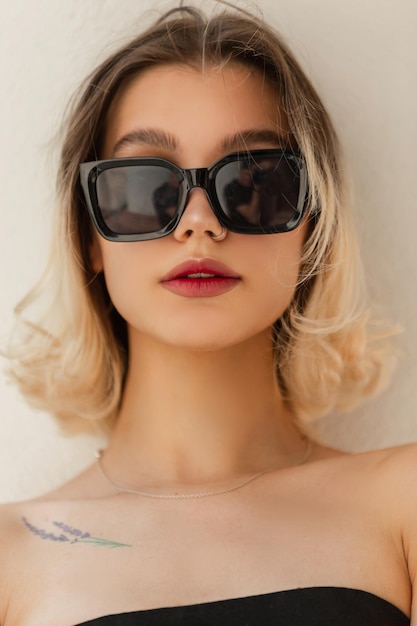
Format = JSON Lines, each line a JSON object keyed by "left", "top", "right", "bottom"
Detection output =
{"left": 7, "top": 3, "right": 395, "bottom": 430}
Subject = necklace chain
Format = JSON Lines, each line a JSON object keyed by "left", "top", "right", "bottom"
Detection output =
{"left": 95, "top": 438, "right": 313, "bottom": 499}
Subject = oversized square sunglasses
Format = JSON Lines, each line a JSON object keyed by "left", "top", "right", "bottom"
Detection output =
{"left": 79, "top": 149, "right": 308, "bottom": 242}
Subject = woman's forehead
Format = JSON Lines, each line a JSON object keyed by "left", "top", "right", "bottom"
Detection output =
{"left": 101, "top": 63, "right": 289, "bottom": 160}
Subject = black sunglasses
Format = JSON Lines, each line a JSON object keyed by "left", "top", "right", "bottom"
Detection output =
{"left": 79, "top": 149, "right": 308, "bottom": 242}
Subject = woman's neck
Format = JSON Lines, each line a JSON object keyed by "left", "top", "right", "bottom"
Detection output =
{"left": 105, "top": 328, "right": 306, "bottom": 486}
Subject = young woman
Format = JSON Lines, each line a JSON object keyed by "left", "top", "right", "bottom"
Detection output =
{"left": 1, "top": 4, "right": 415, "bottom": 625}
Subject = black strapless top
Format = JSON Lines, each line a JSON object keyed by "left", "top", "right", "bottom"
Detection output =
{"left": 75, "top": 586, "right": 410, "bottom": 625}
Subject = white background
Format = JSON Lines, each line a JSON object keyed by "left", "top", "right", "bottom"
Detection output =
{"left": 0, "top": 0, "right": 416, "bottom": 502}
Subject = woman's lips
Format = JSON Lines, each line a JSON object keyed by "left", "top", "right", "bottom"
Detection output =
{"left": 162, "top": 276, "right": 240, "bottom": 297}
{"left": 160, "top": 258, "right": 241, "bottom": 297}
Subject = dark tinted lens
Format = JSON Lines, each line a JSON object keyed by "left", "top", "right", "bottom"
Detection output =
{"left": 215, "top": 154, "right": 302, "bottom": 228}
{"left": 96, "top": 165, "right": 180, "bottom": 235}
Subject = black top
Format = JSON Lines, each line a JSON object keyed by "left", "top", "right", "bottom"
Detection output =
{"left": 75, "top": 586, "right": 410, "bottom": 625}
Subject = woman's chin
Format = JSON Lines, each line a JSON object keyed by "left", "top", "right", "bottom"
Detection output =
{"left": 129, "top": 324, "right": 273, "bottom": 354}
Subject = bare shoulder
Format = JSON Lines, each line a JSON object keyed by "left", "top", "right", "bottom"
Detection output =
{"left": 0, "top": 495, "right": 87, "bottom": 625}
{"left": 0, "top": 462, "right": 100, "bottom": 555}
{"left": 0, "top": 498, "right": 49, "bottom": 558}
{"left": 317, "top": 443, "right": 417, "bottom": 532}
{"left": 362, "top": 441, "right": 417, "bottom": 534}
{"left": 0, "top": 501, "right": 30, "bottom": 622}
{"left": 311, "top": 439, "right": 417, "bottom": 476}
{"left": 361, "top": 442, "right": 417, "bottom": 615}
{"left": 304, "top": 440, "right": 417, "bottom": 515}
{"left": 0, "top": 500, "right": 27, "bottom": 552}
{"left": 345, "top": 440, "right": 417, "bottom": 483}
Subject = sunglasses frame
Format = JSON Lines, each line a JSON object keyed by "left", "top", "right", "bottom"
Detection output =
{"left": 79, "top": 149, "right": 308, "bottom": 242}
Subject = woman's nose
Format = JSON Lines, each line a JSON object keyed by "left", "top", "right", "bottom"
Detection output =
{"left": 172, "top": 188, "right": 224, "bottom": 241}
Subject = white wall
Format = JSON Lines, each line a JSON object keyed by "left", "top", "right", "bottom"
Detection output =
{"left": 0, "top": 0, "right": 416, "bottom": 502}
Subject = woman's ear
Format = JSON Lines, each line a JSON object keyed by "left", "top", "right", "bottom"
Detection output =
{"left": 89, "top": 233, "right": 104, "bottom": 273}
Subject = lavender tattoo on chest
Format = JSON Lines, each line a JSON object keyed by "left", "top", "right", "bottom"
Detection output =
{"left": 22, "top": 517, "right": 132, "bottom": 548}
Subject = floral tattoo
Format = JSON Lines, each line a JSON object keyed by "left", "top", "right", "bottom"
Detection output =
{"left": 22, "top": 517, "right": 132, "bottom": 548}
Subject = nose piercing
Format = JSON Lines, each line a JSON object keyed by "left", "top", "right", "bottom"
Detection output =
{"left": 210, "top": 227, "right": 227, "bottom": 241}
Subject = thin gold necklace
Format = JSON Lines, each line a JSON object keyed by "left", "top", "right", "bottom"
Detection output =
{"left": 95, "top": 438, "right": 313, "bottom": 499}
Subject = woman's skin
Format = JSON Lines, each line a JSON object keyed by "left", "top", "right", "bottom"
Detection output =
{"left": 1, "top": 63, "right": 417, "bottom": 626}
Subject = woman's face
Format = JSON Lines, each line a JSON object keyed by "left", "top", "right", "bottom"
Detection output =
{"left": 92, "top": 63, "right": 308, "bottom": 351}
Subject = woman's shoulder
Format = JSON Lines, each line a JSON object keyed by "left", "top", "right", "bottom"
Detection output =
{"left": 0, "top": 499, "right": 51, "bottom": 558}
{"left": 0, "top": 471, "right": 100, "bottom": 552}
{"left": 0, "top": 495, "right": 84, "bottom": 623}
{"left": 0, "top": 501, "right": 32, "bottom": 623}
{"left": 314, "top": 441, "right": 417, "bottom": 545}
{"left": 357, "top": 442, "right": 417, "bottom": 528}
{"left": 303, "top": 440, "right": 417, "bottom": 517}
{"left": 0, "top": 500, "right": 27, "bottom": 548}
{"left": 313, "top": 439, "right": 417, "bottom": 473}
{"left": 357, "top": 442, "right": 417, "bottom": 612}
{"left": 342, "top": 440, "right": 417, "bottom": 480}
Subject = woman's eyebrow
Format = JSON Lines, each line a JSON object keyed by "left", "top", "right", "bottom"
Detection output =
{"left": 111, "top": 127, "right": 287, "bottom": 157}
{"left": 219, "top": 129, "right": 288, "bottom": 152}
{"left": 111, "top": 128, "right": 178, "bottom": 156}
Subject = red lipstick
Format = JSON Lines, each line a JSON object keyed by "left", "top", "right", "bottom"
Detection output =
{"left": 161, "top": 258, "right": 241, "bottom": 297}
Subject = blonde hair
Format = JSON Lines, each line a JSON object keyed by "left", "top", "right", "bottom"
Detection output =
{"left": 7, "top": 4, "right": 395, "bottom": 430}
